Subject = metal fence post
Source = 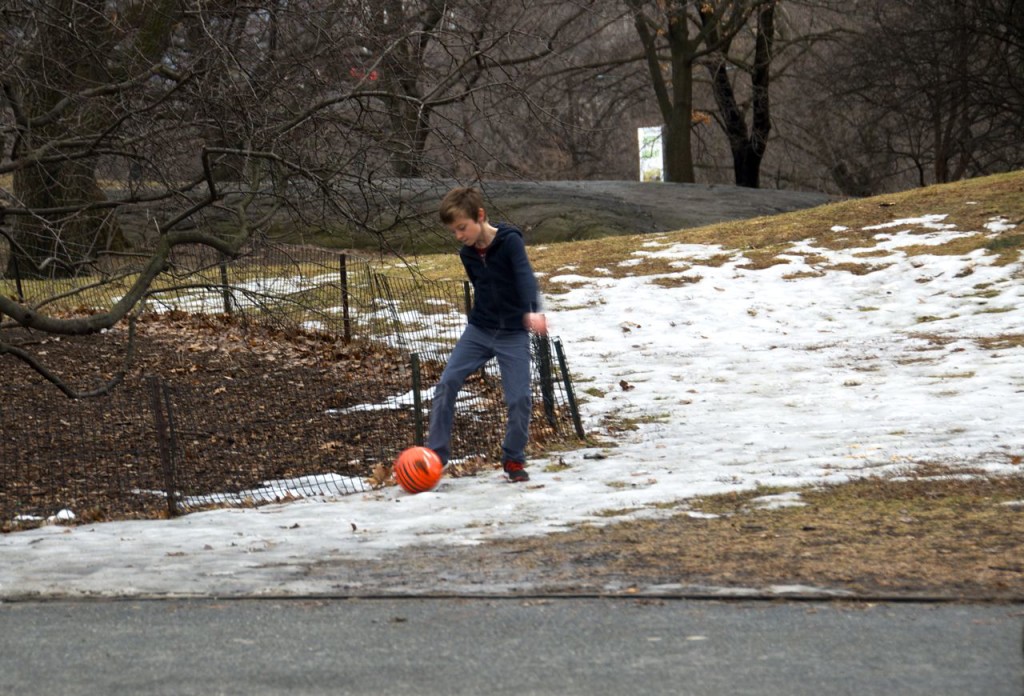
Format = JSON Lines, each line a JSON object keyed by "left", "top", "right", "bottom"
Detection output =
{"left": 219, "top": 256, "right": 233, "bottom": 315}
{"left": 411, "top": 352, "right": 424, "bottom": 446}
{"left": 340, "top": 253, "right": 352, "bottom": 343}
{"left": 553, "top": 338, "right": 585, "bottom": 440}
{"left": 534, "top": 335, "right": 557, "bottom": 426}
{"left": 0, "top": 209, "right": 5, "bottom": 322}
{"left": 148, "top": 376, "right": 180, "bottom": 517}
{"left": 0, "top": 211, "right": 25, "bottom": 302}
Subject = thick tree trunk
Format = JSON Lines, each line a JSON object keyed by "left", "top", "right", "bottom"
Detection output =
{"left": 663, "top": 95, "right": 696, "bottom": 183}
{"left": 733, "top": 146, "right": 763, "bottom": 188}
{"left": 705, "top": 1, "right": 774, "bottom": 189}
{"left": 6, "top": 0, "right": 126, "bottom": 279}
{"left": 9, "top": 159, "right": 124, "bottom": 279}
{"left": 630, "top": 0, "right": 698, "bottom": 183}
{"left": 387, "top": 100, "right": 432, "bottom": 178}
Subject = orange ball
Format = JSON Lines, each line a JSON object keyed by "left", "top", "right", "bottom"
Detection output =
{"left": 393, "top": 447, "right": 444, "bottom": 494}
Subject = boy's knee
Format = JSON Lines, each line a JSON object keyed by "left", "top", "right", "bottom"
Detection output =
{"left": 432, "top": 380, "right": 452, "bottom": 403}
{"left": 436, "top": 373, "right": 463, "bottom": 394}
{"left": 507, "top": 390, "right": 531, "bottom": 413}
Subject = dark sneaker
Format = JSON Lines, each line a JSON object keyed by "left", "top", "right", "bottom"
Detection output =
{"left": 503, "top": 461, "right": 530, "bottom": 483}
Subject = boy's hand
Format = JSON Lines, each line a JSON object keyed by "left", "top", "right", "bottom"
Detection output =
{"left": 525, "top": 312, "right": 548, "bottom": 336}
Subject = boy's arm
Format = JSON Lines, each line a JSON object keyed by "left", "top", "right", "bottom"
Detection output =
{"left": 506, "top": 233, "right": 547, "bottom": 335}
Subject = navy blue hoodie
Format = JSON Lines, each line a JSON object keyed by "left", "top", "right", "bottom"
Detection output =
{"left": 459, "top": 222, "right": 541, "bottom": 331}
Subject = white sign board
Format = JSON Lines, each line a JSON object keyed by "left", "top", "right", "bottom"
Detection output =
{"left": 637, "top": 126, "right": 664, "bottom": 182}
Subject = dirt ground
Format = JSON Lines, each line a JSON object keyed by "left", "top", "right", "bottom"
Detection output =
{"left": 465, "top": 473, "right": 1024, "bottom": 600}
{"left": 302, "top": 469, "right": 1024, "bottom": 601}
{"left": 0, "top": 313, "right": 422, "bottom": 526}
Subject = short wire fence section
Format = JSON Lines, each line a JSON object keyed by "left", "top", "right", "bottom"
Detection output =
{"left": 1, "top": 244, "right": 584, "bottom": 527}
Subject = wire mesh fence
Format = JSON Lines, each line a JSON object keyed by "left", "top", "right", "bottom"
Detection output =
{"left": 1, "top": 243, "right": 584, "bottom": 528}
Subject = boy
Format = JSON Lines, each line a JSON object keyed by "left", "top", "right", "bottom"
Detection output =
{"left": 426, "top": 187, "right": 547, "bottom": 483}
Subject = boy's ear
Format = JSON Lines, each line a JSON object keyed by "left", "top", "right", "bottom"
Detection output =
{"left": 476, "top": 207, "right": 486, "bottom": 223}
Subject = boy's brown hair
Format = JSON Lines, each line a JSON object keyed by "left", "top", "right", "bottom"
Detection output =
{"left": 439, "top": 187, "right": 485, "bottom": 225}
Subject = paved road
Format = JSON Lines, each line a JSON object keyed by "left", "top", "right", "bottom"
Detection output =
{"left": 1, "top": 597, "right": 1020, "bottom": 695}
{"left": 393, "top": 178, "right": 836, "bottom": 237}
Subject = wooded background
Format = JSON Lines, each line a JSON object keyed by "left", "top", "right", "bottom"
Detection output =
{"left": 2, "top": 0, "right": 1022, "bottom": 393}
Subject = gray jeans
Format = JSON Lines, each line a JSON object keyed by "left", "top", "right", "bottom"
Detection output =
{"left": 426, "top": 324, "right": 532, "bottom": 466}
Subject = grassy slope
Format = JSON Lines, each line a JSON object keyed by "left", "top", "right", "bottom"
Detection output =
{"left": 466, "top": 171, "right": 1024, "bottom": 598}
{"left": 412, "top": 170, "right": 1024, "bottom": 286}
{"left": 536, "top": 170, "right": 1024, "bottom": 270}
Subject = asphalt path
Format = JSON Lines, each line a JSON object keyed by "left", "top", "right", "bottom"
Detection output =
{"left": 1, "top": 597, "right": 1021, "bottom": 695}
{"left": 392, "top": 178, "right": 836, "bottom": 237}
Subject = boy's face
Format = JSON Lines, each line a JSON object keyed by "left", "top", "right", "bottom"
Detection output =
{"left": 446, "top": 208, "right": 486, "bottom": 247}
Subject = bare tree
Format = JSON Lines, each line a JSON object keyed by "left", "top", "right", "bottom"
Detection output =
{"left": 466, "top": 3, "right": 655, "bottom": 180}
{"left": 0, "top": 0, "right": 599, "bottom": 396}
{"left": 698, "top": 1, "right": 776, "bottom": 187}
{"left": 2, "top": 0, "right": 183, "bottom": 278}
{"left": 623, "top": 0, "right": 774, "bottom": 183}
{"left": 973, "top": 0, "right": 1024, "bottom": 163}
{"left": 801, "top": 0, "right": 1024, "bottom": 193}
{"left": 342, "top": 0, "right": 602, "bottom": 179}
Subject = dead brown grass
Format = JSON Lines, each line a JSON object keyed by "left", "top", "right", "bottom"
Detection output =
{"left": 482, "top": 465, "right": 1024, "bottom": 599}
{"left": 525, "top": 170, "right": 1024, "bottom": 279}
{"left": 406, "top": 171, "right": 1024, "bottom": 287}
{"left": 978, "top": 334, "right": 1024, "bottom": 350}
